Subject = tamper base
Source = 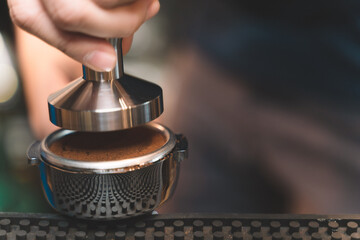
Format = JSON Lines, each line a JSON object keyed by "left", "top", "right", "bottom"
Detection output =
{"left": 48, "top": 74, "right": 163, "bottom": 132}
{"left": 47, "top": 38, "right": 163, "bottom": 132}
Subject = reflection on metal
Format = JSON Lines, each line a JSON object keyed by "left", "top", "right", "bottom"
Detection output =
{"left": 27, "top": 123, "right": 188, "bottom": 220}
{"left": 39, "top": 157, "right": 177, "bottom": 219}
{"left": 48, "top": 38, "right": 163, "bottom": 132}
{"left": 83, "top": 38, "right": 124, "bottom": 82}
{"left": 40, "top": 123, "right": 176, "bottom": 172}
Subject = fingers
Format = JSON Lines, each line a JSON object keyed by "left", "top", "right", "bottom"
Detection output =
{"left": 146, "top": 0, "right": 160, "bottom": 20}
{"left": 8, "top": 0, "right": 160, "bottom": 71}
{"left": 92, "top": 0, "right": 136, "bottom": 9}
{"left": 8, "top": 0, "right": 116, "bottom": 71}
{"left": 41, "top": 0, "right": 159, "bottom": 38}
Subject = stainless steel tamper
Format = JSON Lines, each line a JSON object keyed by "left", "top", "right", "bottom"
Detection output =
{"left": 48, "top": 38, "right": 163, "bottom": 132}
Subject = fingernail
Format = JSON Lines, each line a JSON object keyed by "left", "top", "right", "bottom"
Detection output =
{"left": 83, "top": 51, "right": 116, "bottom": 72}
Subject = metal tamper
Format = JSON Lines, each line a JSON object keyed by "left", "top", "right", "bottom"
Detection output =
{"left": 28, "top": 38, "right": 188, "bottom": 220}
{"left": 48, "top": 38, "right": 163, "bottom": 131}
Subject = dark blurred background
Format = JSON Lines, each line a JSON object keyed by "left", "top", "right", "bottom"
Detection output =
{"left": 0, "top": 1, "right": 51, "bottom": 211}
{"left": 1, "top": 0, "right": 360, "bottom": 213}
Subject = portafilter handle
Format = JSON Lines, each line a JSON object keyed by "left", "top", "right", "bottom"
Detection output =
{"left": 82, "top": 38, "right": 124, "bottom": 81}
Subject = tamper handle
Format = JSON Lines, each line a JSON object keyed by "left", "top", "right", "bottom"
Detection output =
{"left": 82, "top": 38, "right": 124, "bottom": 81}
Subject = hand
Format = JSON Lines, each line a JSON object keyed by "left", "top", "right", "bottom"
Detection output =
{"left": 8, "top": 0, "right": 160, "bottom": 71}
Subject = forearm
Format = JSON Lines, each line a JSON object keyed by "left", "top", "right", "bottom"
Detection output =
{"left": 15, "top": 27, "right": 82, "bottom": 139}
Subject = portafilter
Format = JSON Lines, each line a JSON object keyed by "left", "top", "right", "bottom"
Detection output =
{"left": 27, "top": 38, "right": 188, "bottom": 220}
{"left": 27, "top": 123, "right": 187, "bottom": 220}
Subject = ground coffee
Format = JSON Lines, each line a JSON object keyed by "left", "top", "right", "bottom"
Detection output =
{"left": 49, "top": 125, "right": 167, "bottom": 161}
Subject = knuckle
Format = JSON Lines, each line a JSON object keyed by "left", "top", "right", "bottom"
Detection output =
{"left": 56, "top": 35, "right": 72, "bottom": 55}
{"left": 94, "top": 0, "right": 115, "bottom": 8}
{"left": 122, "top": 14, "right": 143, "bottom": 36}
{"left": 8, "top": 1, "right": 36, "bottom": 29}
{"left": 50, "top": 2, "right": 84, "bottom": 29}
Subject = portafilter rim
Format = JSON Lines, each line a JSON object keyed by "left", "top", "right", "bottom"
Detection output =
{"left": 39, "top": 122, "right": 176, "bottom": 173}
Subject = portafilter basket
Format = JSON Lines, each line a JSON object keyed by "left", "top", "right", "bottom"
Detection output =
{"left": 27, "top": 123, "right": 187, "bottom": 220}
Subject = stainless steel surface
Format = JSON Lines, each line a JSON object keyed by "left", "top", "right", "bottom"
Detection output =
{"left": 34, "top": 153, "right": 181, "bottom": 220}
{"left": 42, "top": 123, "right": 176, "bottom": 173}
{"left": 48, "top": 38, "right": 163, "bottom": 132}
{"left": 27, "top": 124, "right": 188, "bottom": 220}
{"left": 83, "top": 38, "right": 123, "bottom": 82}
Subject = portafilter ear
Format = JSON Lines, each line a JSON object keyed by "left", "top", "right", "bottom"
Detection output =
{"left": 48, "top": 38, "right": 163, "bottom": 132}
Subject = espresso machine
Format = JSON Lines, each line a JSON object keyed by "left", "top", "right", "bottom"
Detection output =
{"left": 27, "top": 38, "right": 188, "bottom": 220}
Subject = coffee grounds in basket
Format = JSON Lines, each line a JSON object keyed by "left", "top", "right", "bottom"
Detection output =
{"left": 49, "top": 125, "right": 167, "bottom": 161}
